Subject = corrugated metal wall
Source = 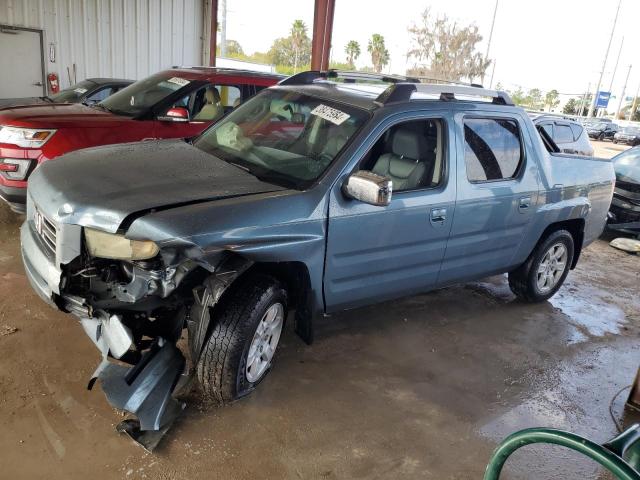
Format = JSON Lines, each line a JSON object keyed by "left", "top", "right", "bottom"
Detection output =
{"left": 0, "top": 0, "right": 207, "bottom": 88}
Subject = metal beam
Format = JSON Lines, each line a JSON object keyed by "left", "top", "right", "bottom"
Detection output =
{"left": 311, "top": 0, "right": 335, "bottom": 71}
{"left": 208, "top": 0, "right": 218, "bottom": 67}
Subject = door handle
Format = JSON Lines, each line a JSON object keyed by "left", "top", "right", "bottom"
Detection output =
{"left": 430, "top": 207, "right": 447, "bottom": 224}
{"left": 518, "top": 196, "right": 531, "bottom": 213}
{"left": 33, "top": 82, "right": 43, "bottom": 86}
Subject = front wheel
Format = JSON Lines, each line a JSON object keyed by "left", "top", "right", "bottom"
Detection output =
{"left": 508, "top": 229, "right": 574, "bottom": 302}
{"left": 598, "top": 133, "right": 605, "bottom": 141}
{"left": 195, "top": 274, "right": 287, "bottom": 405}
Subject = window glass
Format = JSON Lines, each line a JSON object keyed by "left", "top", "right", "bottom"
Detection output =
{"left": 569, "top": 123, "right": 583, "bottom": 141}
{"left": 193, "top": 90, "right": 369, "bottom": 190}
{"left": 86, "top": 87, "right": 114, "bottom": 103}
{"left": 464, "top": 118, "right": 522, "bottom": 182}
{"left": 49, "top": 79, "right": 97, "bottom": 103}
{"left": 555, "top": 124, "right": 574, "bottom": 144}
{"left": 613, "top": 149, "right": 640, "bottom": 183}
{"left": 540, "top": 123, "right": 553, "bottom": 138}
{"left": 360, "top": 119, "right": 444, "bottom": 192}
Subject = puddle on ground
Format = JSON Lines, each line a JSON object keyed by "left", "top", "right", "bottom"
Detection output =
{"left": 549, "top": 283, "right": 627, "bottom": 343}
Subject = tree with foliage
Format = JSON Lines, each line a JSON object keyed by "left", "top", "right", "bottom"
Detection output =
{"left": 525, "top": 88, "right": 544, "bottom": 110}
{"left": 225, "top": 40, "right": 243, "bottom": 56}
{"left": 619, "top": 97, "right": 640, "bottom": 121}
{"left": 563, "top": 98, "right": 579, "bottom": 115}
{"left": 508, "top": 87, "right": 526, "bottom": 106}
{"left": 406, "top": 8, "right": 490, "bottom": 82}
{"left": 544, "top": 89, "right": 560, "bottom": 111}
{"left": 345, "top": 40, "right": 361, "bottom": 69}
{"left": 368, "top": 34, "right": 390, "bottom": 73}
{"left": 268, "top": 20, "right": 311, "bottom": 71}
{"left": 291, "top": 20, "right": 307, "bottom": 74}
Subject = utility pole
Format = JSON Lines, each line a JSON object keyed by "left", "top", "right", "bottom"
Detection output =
{"left": 481, "top": 0, "right": 499, "bottom": 85}
{"left": 587, "top": 0, "right": 622, "bottom": 118}
{"left": 489, "top": 59, "right": 497, "bottom": 89}
{"left": 628, "top": 81, "right": 640, "bottom": 121}
{"left": 608, "top": 36, "right": 624, "bottom": 94}
{"left": 220, "top": 0, "right": 227, "bottom": 57}
{"left": 616, "top": 64, "right": 632, "bottom": 119}
{"left": 578, "top": 82, "right": 591, "bottom": 117}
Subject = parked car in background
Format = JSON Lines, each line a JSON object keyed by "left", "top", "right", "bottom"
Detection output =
{"left": 21, "top": 71, "right": 615, "bottom": 448}
{"left": 586, "top": 122, "right": 619, "bottom": 141}
{"left": 0, "top": 78, "right": 133, "bottom": 109}
{"left": 608, "top": 146, "right": 640, "bottom": 231}
{"left": 531, "top": 114, "right": 593, "bottom": 156}
{"left": 613, "top": 126, "right": 640, "bottom": 146}
{"left": 0, "top": 67, "right": 282, "bottom": 212}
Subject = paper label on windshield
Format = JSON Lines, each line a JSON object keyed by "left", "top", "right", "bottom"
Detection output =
{"left": 311, "top": 104, "right": 350, "bottom": 125}
{"left": 167, "top": 77, "right": 190, "bottom": 87}
{"left": 73, "top": 87, "right": 88, "bottom": 94}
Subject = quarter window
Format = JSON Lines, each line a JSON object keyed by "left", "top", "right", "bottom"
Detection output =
{"left": 464, "top": 118, "right": 523, "bottom": 182}
{"left": 555, "top": 124, "right": 573, "bottom": 144}
{"left": 569, "top": 123, "right": 583, "bottom": 141}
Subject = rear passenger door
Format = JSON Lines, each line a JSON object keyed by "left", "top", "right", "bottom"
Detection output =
{"left": 437, "top": 112, "right": 540, "bottom": 286}
{"left": 324, "top": 112, "right": 456, "bottom": 311}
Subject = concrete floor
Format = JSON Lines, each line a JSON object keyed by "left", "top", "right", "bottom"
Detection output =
{"left": 1, "top": 141, "right": 638, "bottom": 479}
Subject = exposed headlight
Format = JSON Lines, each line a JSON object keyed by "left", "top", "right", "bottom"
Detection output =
{"left": 0, "top": 158, "right": 32, "bottom": 180}
{"left": 0, "top": 126, "right": 56, "bottom": 148}
{"left": 84, "top": 228, "right": 159, "bottom": 260}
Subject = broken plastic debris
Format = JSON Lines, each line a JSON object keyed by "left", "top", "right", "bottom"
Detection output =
{"left": 609, "top": 237, "right": 640, "bottom": 254}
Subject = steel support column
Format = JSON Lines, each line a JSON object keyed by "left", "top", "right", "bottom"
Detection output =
{"left": 208, "top": 0, "right": 218, "bottom": 66}
{"left": 311, "top": 0, "right": 335, "bottom": 71}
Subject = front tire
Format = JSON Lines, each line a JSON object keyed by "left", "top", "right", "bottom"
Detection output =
{"left": 508, "top": 229, "right": 574, "bottom": 302}
{"left": 195, "top": 274, "right": 287, "bottom": 405}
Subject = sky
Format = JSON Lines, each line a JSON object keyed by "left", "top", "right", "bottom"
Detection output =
{"left": 223, "top": 0, "right": 640, "bottom": 106}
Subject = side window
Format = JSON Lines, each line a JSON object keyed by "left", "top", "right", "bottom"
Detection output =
{"left": 464, "top": 117, "right": 523, "bottom": 182}
{"left": 190, "top": 84, "right": 242, "bottom": 121}
{"left": 86, "top": 87, "right": 114, "bottom": 103}
{"left": 360, "top": 119, "right": 445, "bottom": 192}
{"left": 555, "top": 124, "right": 574, "bottom": 144}
{"left": 540, "top": 123, "right": 554, "bottom": 139}
{"left": 570, "top": 123, "right": 583, "bottom": 141}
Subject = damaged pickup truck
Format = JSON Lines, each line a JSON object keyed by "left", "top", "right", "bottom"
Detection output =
{"left": 21, "top": 71, "right": 615, "bottom": 449}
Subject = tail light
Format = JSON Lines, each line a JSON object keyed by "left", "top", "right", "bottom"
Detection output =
{"left": 0, "top": 158, "right": 32, "bottom": 180}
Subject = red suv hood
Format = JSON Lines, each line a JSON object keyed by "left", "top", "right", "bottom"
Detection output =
{"left": 0, "top": 103, "right": 130, "bottom": 129}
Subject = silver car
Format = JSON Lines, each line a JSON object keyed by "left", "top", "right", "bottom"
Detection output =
{"left": 532, "top": 115, "right": 594, "bottom": 156}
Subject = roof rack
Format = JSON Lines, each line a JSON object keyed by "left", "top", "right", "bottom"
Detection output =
{"left": 375, "top": 83, "right": 514, "bottom": 106}
{"left": 279, "top": 69, "right": 420, "bottom": 86}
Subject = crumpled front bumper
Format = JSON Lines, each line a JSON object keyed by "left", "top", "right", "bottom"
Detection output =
{"left": 20, "top": 220, "right": 61, "bottom": 307}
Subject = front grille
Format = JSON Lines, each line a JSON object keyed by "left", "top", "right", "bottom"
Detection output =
{"left": 34, "top": 207, "right": 57, "bottom": 255}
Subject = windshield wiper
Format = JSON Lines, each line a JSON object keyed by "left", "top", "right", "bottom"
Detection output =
{"left": 40, "top": 96, "right": 54, "bottom": 103}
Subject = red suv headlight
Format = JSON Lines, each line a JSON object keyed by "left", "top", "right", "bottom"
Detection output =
{"left": 0, "top": 158, "right": 32, "bottom": 180}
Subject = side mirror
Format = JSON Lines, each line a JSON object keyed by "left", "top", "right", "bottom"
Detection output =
{"left": 343, "top": 170, "right": 392, "bottom": 207}
{"left": 159, "top": 107, "right": 190, "bottom": 122}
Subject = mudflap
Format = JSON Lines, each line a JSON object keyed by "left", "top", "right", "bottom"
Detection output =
{"left": 99, "top": 338, "right": 186, "bottom": 452}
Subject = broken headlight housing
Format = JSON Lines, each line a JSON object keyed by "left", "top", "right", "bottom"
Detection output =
{"left": 84, "top": 228, "right": 159, "bottom": 260}
{"left": 0, "top": 126, "right": 56, "bottom": 148}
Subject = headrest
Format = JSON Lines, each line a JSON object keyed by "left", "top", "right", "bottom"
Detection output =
{"left": 205, "top": 88, "right": 220, "bottom": 104}
{"left": 391, "top": 127, "right": 425, "bottom": 160}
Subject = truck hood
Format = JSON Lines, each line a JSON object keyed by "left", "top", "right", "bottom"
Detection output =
{"left": 28, "top": 139, "right": 288, "bottom": 233}
{"left": 0, "top": 103, "right": 128, "bottom": 129}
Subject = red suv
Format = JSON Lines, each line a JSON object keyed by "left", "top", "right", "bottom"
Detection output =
{"left": 0, "top": 67, "right": 283, "bottom": 212}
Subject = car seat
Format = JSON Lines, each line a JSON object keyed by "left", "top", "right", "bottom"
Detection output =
{"left": 193, "top": 88, "right": 223, "bottom": 121}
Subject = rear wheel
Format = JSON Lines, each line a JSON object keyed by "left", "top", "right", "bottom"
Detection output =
{"left": 508, "top": 229, "right": 574, "bottom": 302}
{"left": 195, "top": 274, "right": 287, "bottom": 405}
{"left": 598, "top": 133, "right": 605, "bottom": 141}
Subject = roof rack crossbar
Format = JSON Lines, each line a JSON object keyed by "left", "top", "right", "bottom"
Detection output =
{"left": 279, "top": 69, "right": 420, "bottom": 86}
{"left": 376, "top": 83, "right": 514, "bottom": 106}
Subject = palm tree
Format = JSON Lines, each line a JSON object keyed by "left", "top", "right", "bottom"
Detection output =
{"left": 367, "top": 34, "right": 389, "bottom": 73}
{"left": 345, "top": 40, "right": 361, "bottom": 68}
{"left": 291, "top": 20, "right": 307, "bottom": 74}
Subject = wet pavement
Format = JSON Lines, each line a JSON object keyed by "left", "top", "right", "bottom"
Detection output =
{"left": 0, "top": 201, "right": 639, "bottom": 479}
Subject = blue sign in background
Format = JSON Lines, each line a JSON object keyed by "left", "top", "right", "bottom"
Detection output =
{"left": 595, "top": 91, "right": 611, "bottom": 108}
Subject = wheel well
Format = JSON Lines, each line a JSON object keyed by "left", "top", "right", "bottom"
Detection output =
{"left": 241, "top": 261, "right": 312, "bottom": 310}
{"left": 539, "top": 219, "right": 585, "bottom": 269}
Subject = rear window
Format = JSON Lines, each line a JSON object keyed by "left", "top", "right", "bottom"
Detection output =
{"left": 570, "top": 123, "right": 583, "bottom": 141}
{"left": 464, "top": 118, "right": 523, "bottom": 182}
{"left": 555, "top": 124, "right": 574, "bottom": 144}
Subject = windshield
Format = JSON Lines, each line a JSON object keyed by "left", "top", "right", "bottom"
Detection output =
{"left": 100, "top": 72, "right": 193, "bottom": 117}
{"left": 49, "top": 80, "right": 97, "bottom": 103}
{"left": 621, "top": 127, "right": 640, "bottom": 135}
{"left": 193, "top": 90, "right": 369, "bottom": 190}
{"left": 591, "top": 123, "right": 607, "bottom": 130}
{"left": 613, "top": 148, "right": 640, "bottom": 183}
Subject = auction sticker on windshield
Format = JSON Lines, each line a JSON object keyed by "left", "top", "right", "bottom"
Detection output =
{"left": 73, "top": 88, "right": 88, "bottom": 94}
{"left": 167, "top": 77, "right": 190, "bottom": 87}
{"left": 311, "top": 104, "right": 350, "bottom": 125}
